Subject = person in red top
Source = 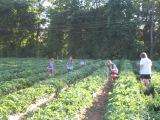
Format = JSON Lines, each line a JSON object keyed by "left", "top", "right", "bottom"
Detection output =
{"left": 106, "top": 60, "right": 119, "bottom": 81}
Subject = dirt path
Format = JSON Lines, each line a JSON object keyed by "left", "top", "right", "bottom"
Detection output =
{"left": 78, "top": 79, "right": 114, "bottom": 120}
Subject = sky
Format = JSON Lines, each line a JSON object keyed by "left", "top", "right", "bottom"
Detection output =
{"left": 43, "top": 0, "right": 51, "bottom": 8}
{"left": 40, "top": 0, "right": 51, "bottom": 28}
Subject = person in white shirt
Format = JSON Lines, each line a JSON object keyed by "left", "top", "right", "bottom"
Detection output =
{"left": 80, "top": 59, "right": 86, "bottom": 66}
{"left": 140, "top": 52, "right": 152, "bottom": 88}
{"left": 66, "top": 56, "right": 73, "bottom": 72}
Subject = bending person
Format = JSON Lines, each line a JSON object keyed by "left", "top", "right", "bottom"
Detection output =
{"left": 106, "top": 60, "right": 119, "bottom": 81}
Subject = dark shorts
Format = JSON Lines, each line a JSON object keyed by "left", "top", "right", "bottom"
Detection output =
{"left": 140, "top": 74, "right": 151, "bottom": 79}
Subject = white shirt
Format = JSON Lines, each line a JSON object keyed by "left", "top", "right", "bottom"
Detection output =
{"left": 80, "top": 60, "right": 85, "bottom": 65}
{"left": 66, "top": 60, "right": 73, "bottom": 70}
{"left": 140, "top": 58, "right": 152, "bottom": 74}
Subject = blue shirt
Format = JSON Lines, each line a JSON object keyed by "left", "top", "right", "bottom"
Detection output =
{"left": 48, "top": 63, "right": 55, "bottom": 70}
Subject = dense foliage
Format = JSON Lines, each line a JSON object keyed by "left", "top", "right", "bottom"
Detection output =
{"left": 47, "top": 0, "right": 160, "bottom": 59}
{"left": 0, "top": 0, "right": 46, "bottom": 57}
{"left": 0, "top": 0, "right": 160, "bottom": 59}
{"left": 105, "top": 60, "right": 160, "bottom": 120}
{"left": 0, "top": 58, "right": 103, "bottom": 119}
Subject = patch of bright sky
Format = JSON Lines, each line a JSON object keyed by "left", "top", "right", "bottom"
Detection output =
{"left": 40, "top": 0, "right": 52, "bottom": 28}
{"left": 43, "top": 0, "right": 51, "bottom": 8}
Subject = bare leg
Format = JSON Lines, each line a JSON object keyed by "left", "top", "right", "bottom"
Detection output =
{"left": 143, "top": 79, "right": 151, "bottom": 90}
{"left": 140, "top": 79, "right": 147, "bottom": 90}
{"left": 146, "top": 79, "right": 150, "bottom": 88}
{"left": 48, "top": 74, "right": 51, "bottom": 77}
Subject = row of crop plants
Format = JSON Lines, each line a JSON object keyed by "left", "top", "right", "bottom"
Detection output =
{"left": 0, "top": 61, "right": 103, "bottom": 119}
{"left": 0, "top": 58, "right": 97, "bottom": 70}
{"left": 0, "top": 58, "right": 50, "bottom": 71}
{"left": 104, "top": 60, "right": 149, "bottom": 120}
{"left": 0, "top": 59, "right": 94, "bottom": 81}
{"left": 25, "top": 60, "right": 118, "bottom": 120}
{"left": 27, "top": 67, "right": 106, "bottom": 120}
{"left": 0, "top": 60, "right": 92, "bottom": 96}
{"left": 144, "top": 72, "right": 160, "bottom": 119}
{"left": 0, "top": 58, "right": 86, "bottom": 72}
{"left": 0, "top": 59, "right": 77, "bottom": 83}
{"left": 132, "top": 60, "right": 160, "bottom": 119}
{"left": 24, "top": 60, "right": 118, "bottom": 119}
{"left": 0, "top": 59, "right": 65, "bottom": 78}
{"left": 104, "top": 60, "right": 160, "bottom": 120}
{"left": 0, "top": 63, "right": 69, "bottom": 96}
{"left": 0, "top": 60, "right": 65, "bottom": 81}
{"left": 138, "top": 62, "right": 160, "bottom": 120}
{"left": 0, "top": 59, "right": 86, "bottom": 81}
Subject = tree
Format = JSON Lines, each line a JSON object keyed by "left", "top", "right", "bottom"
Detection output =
{"left": 0, "top": 0, "right": 46, "bottom": 57}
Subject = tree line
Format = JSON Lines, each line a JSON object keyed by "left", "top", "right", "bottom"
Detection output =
{"left": 0, "top": 0, "right": 160, "bottom": 59}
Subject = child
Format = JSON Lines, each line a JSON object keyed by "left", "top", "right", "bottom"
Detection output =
{"left": 66, "top": 56, "right": 73, "bottom": 72}
{"left": 47, "top": 58, "right": 55, "bottom": 77}
{"left": 80, "top": 59, "right": 86, "bottom": 66}
{"left": 106, "top": 60, "right": 119, "bottom": 81}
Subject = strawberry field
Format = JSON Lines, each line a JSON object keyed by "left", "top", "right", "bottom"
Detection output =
{"left": 0, "top": 58, "right": 160, "bottom": 120}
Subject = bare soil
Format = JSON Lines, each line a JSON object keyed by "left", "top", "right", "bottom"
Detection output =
{"left": 78, "top": 79, "right": 114, "bottom": 120}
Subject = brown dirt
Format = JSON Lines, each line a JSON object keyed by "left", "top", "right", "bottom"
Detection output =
{"left": 78, "top": 78, "right": 114, "bottom": 120}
